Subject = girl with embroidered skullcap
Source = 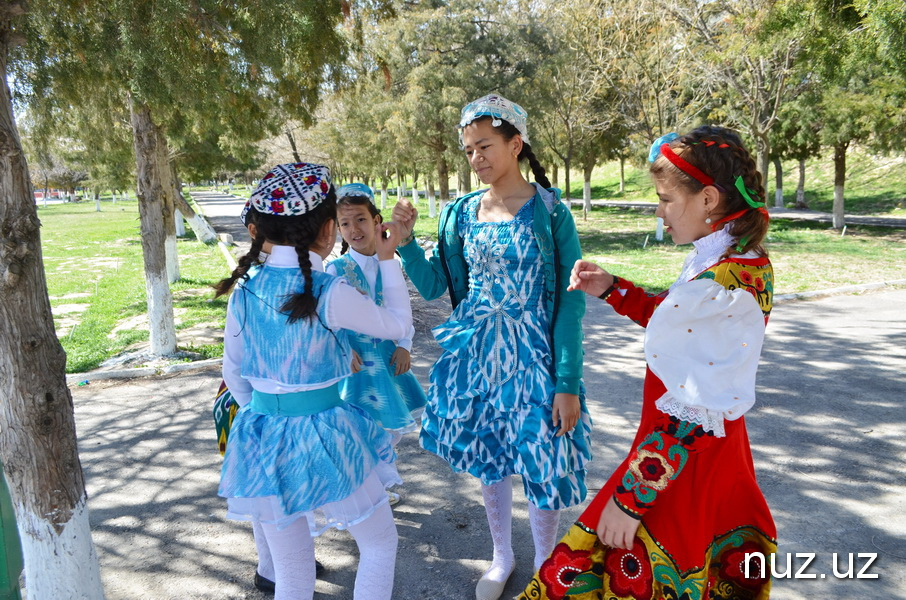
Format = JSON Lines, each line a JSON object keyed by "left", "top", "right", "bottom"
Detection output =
{"left": 326, "top": 183, "right": 428, "bottom": 506}
{"left": 519, "top": 125, "right": 776, "bottom": 600}
{"left": 215, "top": 163, "right": 412, "bottom": 600}
{"left": 392, "top": 94, "right": 591, "bottom": 600}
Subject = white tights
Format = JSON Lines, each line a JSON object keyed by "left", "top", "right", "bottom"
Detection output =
{"left": 258, "top": 502, "right": 398, "bottom": 600}
{"left": 480, "top": 478, "right": 562, "bottom": 580}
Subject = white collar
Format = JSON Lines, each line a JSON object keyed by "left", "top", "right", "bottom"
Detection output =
{"left": 348, "top": 247, "right": 379, "bottom": 266}
{"left": 264, "top": 245, "right": 324, "bottom": 272}
{"left": 670, "top": 228, "right": 736, "bottom": 291}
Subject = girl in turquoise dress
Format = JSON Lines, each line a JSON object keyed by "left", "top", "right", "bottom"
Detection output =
{"left": 216, "top": 163, "right": 412, "bottom": 600}
{"left": 392, "top": 95, "right": 591, "bottom": 600}
{"left": 327, "top": 183, "right": 428, "bottom": 504}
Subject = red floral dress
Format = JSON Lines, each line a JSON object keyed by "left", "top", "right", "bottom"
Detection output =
{"left": 519, "top": 257, "right": 776, "bottom": 600}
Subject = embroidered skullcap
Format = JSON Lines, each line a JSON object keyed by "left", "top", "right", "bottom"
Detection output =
{"left": 648, "top": 132, "right": 680, "bottom": 163}
{"left": 459, "top": 94, "right": 530, "bottom": 146}
{"left": 337, "top": 182, "right": 375, "bottom": 204}
{"left": 242, "top": 163, "right": 331, "bottom": 224}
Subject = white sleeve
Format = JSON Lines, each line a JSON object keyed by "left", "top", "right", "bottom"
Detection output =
{"left": 396, "top": 324, "right": 415, "bottom": 351}
{"left": 222, "top": 293, "right": 253, "bottom": 407}
{"left": 644, "top": 278, "right": 766, "bottom": 437}
{"left": 325, "top": 259, "right": 413, "bottom": 340}
{"left": 324, "top": 262, "right": 338, "bottom": 277}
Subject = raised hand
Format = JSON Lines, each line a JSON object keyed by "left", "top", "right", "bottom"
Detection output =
{"left": 391, "top": 198, "right": 418, "bottom": 240}
{"left": 375, "top": 221, "right": 404, "bottom": 260}
{"left": 567, "top": 259, "right": 614, "bottom": 297}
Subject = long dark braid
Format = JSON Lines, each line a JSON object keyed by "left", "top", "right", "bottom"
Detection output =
{"left": 213, "top": 212, "right": 266, "bottom": 297}
{"left": 473, "top": 116, "right": 552, "bottom": 189}
{"left": 651, "top": 125, "right": 769, "bottom": 257}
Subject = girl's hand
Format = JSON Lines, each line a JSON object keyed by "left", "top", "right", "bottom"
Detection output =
{"left": 391, "top": 199, "right": 418, "bottom": 240}
{"left": 375, "top": 222, "right": 404, "bottom": 260}
{"left": 596, "top": 497, "right": 641, "bottom": 550}
{"left": 567, "top": 259, "right": 614, "bottom": 297}
{"left": 390, "top": 347, "right": 411, "bottom": 375}
{"left": 551, "top": 393, "right": 580, "bottom": 437}
{"left": 350, "top": 350, "right": 363, "bottom": 374}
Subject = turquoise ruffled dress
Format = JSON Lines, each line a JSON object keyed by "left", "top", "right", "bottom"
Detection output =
{"left": 219, "top": 267, "right": 401, "bottom": 534}
{"left": 420, "top": 196, "right": 592, "bottom": 510}
{"left": 328, "top": 253, "right": 428, "bottom": 433}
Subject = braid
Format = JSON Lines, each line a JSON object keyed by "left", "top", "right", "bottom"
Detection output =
{"left": 520, "top": 143, "right": 552, "bottom": 189}
{"left": 340, "top": 239, "right": 349, "bottom": 254}
{"left": 651, "top": 125, "right": 769, "bottom": 257}
{"left": 213, "top": 217, "right": 266, "bottom": 298}
{"left": 281, "top": 246, "right": 317, "bottom": 323}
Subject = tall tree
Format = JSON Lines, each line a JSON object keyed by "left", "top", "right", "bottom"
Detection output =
{"left": 0, "top": 3, "right": 105, "bottom": 598}
{"left": 14, "top": 0, "right": 346, "bottom": 355}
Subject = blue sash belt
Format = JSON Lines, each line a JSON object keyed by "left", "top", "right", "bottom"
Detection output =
{"left": 249, "top": 383, "right": 343, "bottom": 417}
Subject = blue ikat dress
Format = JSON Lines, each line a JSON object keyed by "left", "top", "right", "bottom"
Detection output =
{"left": 328, "top": 253, "right": 428, "bottom": 433}
{"left": 420, "top": 196, "right": 592, "bottom": 510}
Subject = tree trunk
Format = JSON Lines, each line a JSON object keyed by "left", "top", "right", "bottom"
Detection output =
{"left": 756, "top": 138, "right": 769, "bottom": 194}
{"left": 582, "top": 160, "right": 594, "bottom": 218}
{"left": 286, "top": 129, "right": 302, "bottom": 163}
{"left": 458, "top": 163, "right": 471, "bottom": 195}
{"left": 129, "top": 97, "right": 177, "bottom": 355}
{"left": 380, "top": 173, "right": 388, "bottom": 210}
{"left": 94, "top": 190, "right": 101, "bottom": 212}
{"left": 619, "top": 156, "right": 626, "bottom": 193}
{"left": 795, "top": 159, "right": 807, "bottom": 209}
{"left": 0, "top": 16, "right": 105, "bottom": 597}
{"left": 563, "top": 158, "right": 572, "bottom": 206}
{"left": 157, "top": 138, "right": 179, "bottom": 283}
{"left": 437, "top": 156, "right": 450, "bottom": 201}
{"left": 772, "top": 156, "right": 783, "bottom": 208}
{"left": 832, "top": 142, "right": 847, "bottom": 229}
{"left": 551, "top": 162, "right": 558, "bottom": 187}
{"left": 170, "top": 165, "right": 217, "bottom": 243}
{"left": 426, "top": 176, "right": 436, "bottom": 218}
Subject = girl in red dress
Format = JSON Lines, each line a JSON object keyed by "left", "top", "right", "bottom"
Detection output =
{"left": 520, "top": 126, "right": 776, "bottom": 600}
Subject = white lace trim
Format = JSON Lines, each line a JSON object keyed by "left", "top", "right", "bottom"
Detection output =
{"left": 654, "top": 392, "right": 727, "bottom": 438}
{"left": 670, "top": 228, "right": 736, "bottom": 291}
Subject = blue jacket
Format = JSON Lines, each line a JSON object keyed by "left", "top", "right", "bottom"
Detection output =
{"left": 397, "top": 186, "right": 585, "bottom": 395}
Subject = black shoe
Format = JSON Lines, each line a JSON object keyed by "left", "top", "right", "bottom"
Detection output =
{"left": 254, "top": 571, "right": 275, "bottom": 594}
{"left": 254, "top": 561, "right": 326, "bottom": 593}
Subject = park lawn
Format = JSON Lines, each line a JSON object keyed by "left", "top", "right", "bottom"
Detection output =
{"left": 557, "top": 148, "right": 905, "bottom": 217}
{"left": 396, "top": 200, "right": 906, "bottom": 294}
{"left": 39, "top": 200, "right": 230, "bottom": 373}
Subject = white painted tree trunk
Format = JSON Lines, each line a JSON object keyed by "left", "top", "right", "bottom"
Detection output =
{"left": 428, "top": 187, "right": 436, "bottom": 218}
{"left": 832, "top": 143, "right": 847, "bottom": 229}
{"left": 166, "top": 233, "right": 179, "bottom": 283}
{"left": 174, "top": 209, "right": 185, "bottom": 237}
{"left": 0, "top": 25, "right": 106, "bottom": 598}
{"left": 583, "top": 178, "right": 592, "bottom": 215}
{"left": 94, "top": 193, "right": 101, "bottom": 212}
{"left": 380, "top": 185, "right": 388, "bottom": 210}
{"left": 656, "top": 217, "right": 664, "bottom": 241}
{"left": 129, "top": 98, "right": 177, "bottom": 356}
{"left": 20, "top": 498, "right": 104, "bottom": 600}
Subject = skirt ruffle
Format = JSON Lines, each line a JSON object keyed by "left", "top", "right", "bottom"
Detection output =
{"left": 219, "top": 402, "right": 400, "bottom": 531}
{"left": 341, "top": 337, "right": 427, "bottom": 434}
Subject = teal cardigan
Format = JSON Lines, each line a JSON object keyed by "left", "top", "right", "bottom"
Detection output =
{"left": 397, "top": 186, "right": 585, "bottom": 395}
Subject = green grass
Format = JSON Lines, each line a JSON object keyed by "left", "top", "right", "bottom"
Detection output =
{"left": 389, "top": 199, "right": 906, "bottom": 295}
{"left": 39, "top": 199, "right": 230, "bottom": 373}
{"left": 553, "top": 148, "right": 905, "bottom": 217}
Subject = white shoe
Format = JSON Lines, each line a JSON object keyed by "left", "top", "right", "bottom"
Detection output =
{"left": 387, "top": 491, "right": 401, "bottom": 506}
{"left": 475, "top": 563, "right": 515, "bottom": 600}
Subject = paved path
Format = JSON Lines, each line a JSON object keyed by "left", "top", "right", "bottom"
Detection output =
{"left": 70, "top": 191, "right": 905, "bottom": 599}
{"left": 72, "top": 287, "right": 906, "bottom": 599}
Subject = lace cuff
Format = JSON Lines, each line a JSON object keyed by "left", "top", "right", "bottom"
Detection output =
{"left": 654, "top": 392, "right": 726, "bottom": 437}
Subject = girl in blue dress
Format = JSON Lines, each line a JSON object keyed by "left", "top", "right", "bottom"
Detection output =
{"left": 215, "top": 163, "right": 411, "bottom": 600}
{"left": 326, "top": 183, "right": 428, "bottom": 504}
{"left": 392, "top": 95, "right": 592, "bottom": 600}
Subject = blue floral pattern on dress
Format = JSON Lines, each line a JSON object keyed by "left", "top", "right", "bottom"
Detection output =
{"left": 420, "top": 195, "right": 592, "bottom": 510}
